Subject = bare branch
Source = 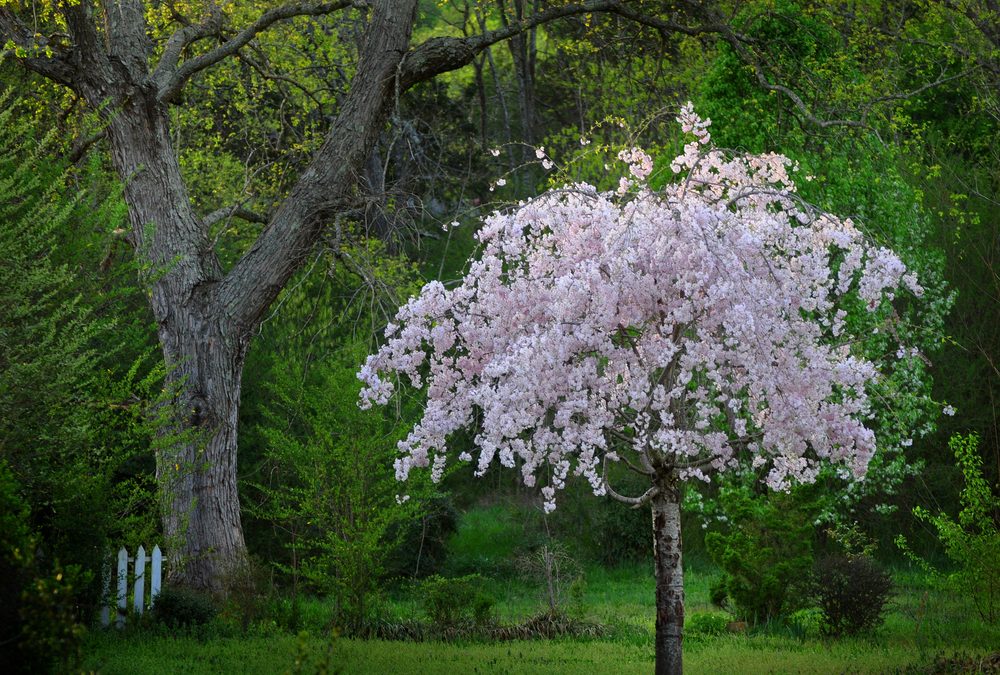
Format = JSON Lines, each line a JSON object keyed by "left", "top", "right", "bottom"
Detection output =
{"left": 156, "top": 1, "right": 364, "bottom": 103}
{"left": 203, "top": 205, "right": 270, "bottom": 228}
{"left": 400, "top": 0, "right": 725, "bottom": 89}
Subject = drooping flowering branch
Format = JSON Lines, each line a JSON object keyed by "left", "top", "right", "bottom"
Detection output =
{"left": 359, "top": 103, "right": 922, "bottom": 512}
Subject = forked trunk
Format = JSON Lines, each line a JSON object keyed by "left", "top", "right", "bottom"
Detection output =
{"left": 99, "top": 88, "right": 248, "bottom": 592}
{"left": 652, "top": 481, "right": 684, "bottom": 675}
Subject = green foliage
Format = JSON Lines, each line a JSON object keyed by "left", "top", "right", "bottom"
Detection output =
{"left": 441, "top": 505, "right": 527, "bottom": 578}
{"left": 417, "top": 574, "right": 496, "bottom": 627}
{"left": 0, "top": 93, "right": 158, "bottom": 623}
{"left": 544, "top": 472, "right": 651, "bottom": 566}
{"left": 250, "top": 343, "right": 432, "bottom": 631}
{"left": 685, "top": 612, "right": 730, "bottom": 637}
{"left": 385, "top": 494, "right": 458, "bottom": 579}
{"left": 813, "top": 553, "right": 893, "bottom": 636}
{"left": 705, "top": 485, "right": 816, "bottom": 625}
{"left": 899, "top": 433, "right": 1000, "bottom": 624}
{"left": 218, "top": 556, "right": 275, "bottom": 633}
{"left": 0, "top": 459, "right": 86, "bottom": 673}
{"left": 151, "top": 586, "right": 219, "bottom": 629}
{"left": 77, "top": 559, "right": 1000, "bottom": 673}
{"left": 691, "top": 1, "right": 956, "bottom": 546}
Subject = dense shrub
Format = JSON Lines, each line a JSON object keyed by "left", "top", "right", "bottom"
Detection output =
{"left": 151, "top": 587, "right": 218, "bottom": 628}
{"left": 386, "top": 494, "right": 459, "bottom": 578}
{"left": 0, "top": 96, "right": 159, "bottom": 628}
{"left": 685, "top": 612, "right": 730, "bottom": 637}
{"left": 814, "top": 553, "right": 893, "bottom": 636}
{"left": 219, "top": 556, "right": 274, "bottom": 632}
{"left": 0, "top": 460, "right": 86, "bottom": 673}
{"left": 705, "top": 485, "right": 816, "bottom": 625}
{"left": 418, "top": 574, "right": 495, "bottom": 627}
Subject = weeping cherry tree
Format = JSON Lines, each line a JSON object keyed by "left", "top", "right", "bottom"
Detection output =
{"left": 358, "top": 105, "right": 924, "bottom": 675}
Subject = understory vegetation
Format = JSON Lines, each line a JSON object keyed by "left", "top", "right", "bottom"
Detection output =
{"left": 80, "top": 503, "right": 1000, "bottom": 673}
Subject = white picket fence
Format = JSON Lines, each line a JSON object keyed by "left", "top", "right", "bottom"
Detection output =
{"left": 101, "top": 545, "right": 165, "bottom": 628}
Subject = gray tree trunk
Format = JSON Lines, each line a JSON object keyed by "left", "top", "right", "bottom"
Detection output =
{"left": 95, "top": 73, "right": 248, "bottom": 591}
{"left": 652, "top": 480, "right": 684, "bottom": 675}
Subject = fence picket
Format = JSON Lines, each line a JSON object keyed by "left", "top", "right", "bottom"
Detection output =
{"left": 151, "top": 545, "right": 163, "bottom": 607}
{"left": 103, "top": 545, "right": 165, "bottom": 628}
{"left": 133, "top": 545, "right": 146, "bottom": 615}
{"left": 115, "top": 548, "right": 128, "bottom": 628}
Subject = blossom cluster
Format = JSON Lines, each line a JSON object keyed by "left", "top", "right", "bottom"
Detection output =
{"left": 359, "top": 103, "right": 922, "bottom": 512}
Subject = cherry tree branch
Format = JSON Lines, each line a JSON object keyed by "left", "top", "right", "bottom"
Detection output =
{"left": 605, "top": 433, "right": 656, "bottom": 476}
{"left": 155, "top": 0, "right": 364, "bottom": 103}
{"left": 605, "top": 480, "right": 659, "bottom": 509}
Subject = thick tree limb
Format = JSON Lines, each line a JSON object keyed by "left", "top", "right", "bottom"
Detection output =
{"left": 203, "top": 205, "right": 270, "bottom": 228}
{"left": 156, "top": 0, "right": 363, "bottom": 102}
{"left": 606, "top": 481, "right": 659, "bottom": 509}
{"left": 0, "top": 9, "right": 76, "bottom": 85}
{"left": 401, "top": 0, "right": 738, "bottom": 90}
{"left": 60, "top": 0, "right": 106, "bottom": 76}
{"left": 216, "top": 0, "right": 418, "bottom": 329}
{"left": 401, "top": 0, "right": 620, "bottom": 88}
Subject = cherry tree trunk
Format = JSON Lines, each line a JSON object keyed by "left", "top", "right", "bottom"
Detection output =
{"left": 652, "top": 481, "right": 684, "bottom": 675}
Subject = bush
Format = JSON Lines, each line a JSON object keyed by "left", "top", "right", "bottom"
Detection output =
{"left": 150, "top": 586, "right": 218, "bottom": 628}
{"left": 418, "top": 574, "right": 496, "bottom": 627}
{"left": 249, "top": 345, "right": 434, "bottom": 631}
{"left": 813, "top": 553, "right": 893, "bottom": 636}
{"left": 705, "top": 485, "right": 816, "bottom": 625}
{"left": 220, "top": 556, "right": 273, "bottom": 632}
{"left": 685, "top": 612, "right": 730, "bottom": 636}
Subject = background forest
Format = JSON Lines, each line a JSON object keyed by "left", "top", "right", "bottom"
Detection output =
{"left": 1, "top": 0, "right": 998, "bottom": 672}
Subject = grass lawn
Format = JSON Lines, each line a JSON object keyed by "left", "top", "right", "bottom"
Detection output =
{"left": 81, "top": 563, "right": 1000, "bottom": 674}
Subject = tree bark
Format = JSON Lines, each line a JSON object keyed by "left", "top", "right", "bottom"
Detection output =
{"left": 652, "top": 477, "right": 684, "bottom": 675}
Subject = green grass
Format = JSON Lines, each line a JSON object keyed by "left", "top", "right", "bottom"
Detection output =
{"left": 81, "top": 562, "right": 999, "bottom": 674}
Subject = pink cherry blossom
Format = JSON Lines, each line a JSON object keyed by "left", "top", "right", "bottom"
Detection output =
{"left": 359, "top": 103, "right": 922, "bottom": 513}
